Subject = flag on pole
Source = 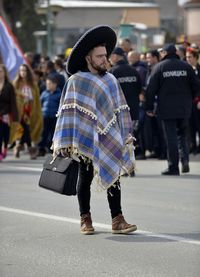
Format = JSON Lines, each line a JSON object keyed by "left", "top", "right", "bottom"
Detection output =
{"left": 0, "top": 16, "right": 27, "bottom": 80}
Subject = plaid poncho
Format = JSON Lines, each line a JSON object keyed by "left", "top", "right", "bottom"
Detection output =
{"left": 52, "top": 71, "right": 135, "bottom": 189}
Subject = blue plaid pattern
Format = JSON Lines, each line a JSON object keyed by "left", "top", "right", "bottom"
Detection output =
{"left": 53, "top": 72, "right": 135, "bottom": 189}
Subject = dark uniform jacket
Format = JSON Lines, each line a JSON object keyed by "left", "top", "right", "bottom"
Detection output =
{"left": 132, "top": 60, "right": 148, "bottom": 88}
{"left": 146, "top": 53, "right": 200, "bottom": 120}
{"left": 109, "top": 60, "right": 142, "bottom": 120}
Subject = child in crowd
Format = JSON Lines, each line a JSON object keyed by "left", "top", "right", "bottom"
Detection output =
{"left": 38, "top": 75, "right": 61, "bottom": 156}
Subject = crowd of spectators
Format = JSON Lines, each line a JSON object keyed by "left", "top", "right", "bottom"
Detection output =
{"left": 112, "top": 38, "right": 200, "bottom": 164}
{"left": 0, "top": 38, "right": 199, "bottom": 167}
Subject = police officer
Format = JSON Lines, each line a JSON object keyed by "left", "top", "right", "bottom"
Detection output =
{"left": 109, "top": 47, "right": 142, "bottom": 123}
{"left": 146, "top": 43, "right": 200, "bottom": 175}
{"left": 109, "top": 47, "right": 142, "bottom": 175}
{"left": 143, "top": 50, "right": 167, "bottom": 160}
{"left": 127, "top": 50, "right": 148, "bottom": 159}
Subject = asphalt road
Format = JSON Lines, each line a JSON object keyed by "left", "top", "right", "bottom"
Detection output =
{"left": 0, "top": 151, "right": 200, "bottom": 277}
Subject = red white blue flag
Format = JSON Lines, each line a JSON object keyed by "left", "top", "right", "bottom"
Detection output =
{"left": 0, "top": 16, "right": 26, "bottom": 80}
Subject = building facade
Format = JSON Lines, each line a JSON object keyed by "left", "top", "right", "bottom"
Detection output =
{"left": 183, "top": 0, "right": 200, "bottom": 45}
{"left": 36, "top": 0, "right": 161, "bottom": 55}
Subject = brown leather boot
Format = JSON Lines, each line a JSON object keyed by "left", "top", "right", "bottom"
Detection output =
{"left": 112, "top": 214, "right": 137, "bottom": 234}
{"left": 80, "top": 213, "right": 95, "bottom": 235}
{"left": 28, "top": 147, "right": 38, "bottom": 160}
{"left": 13, "top": 143, "right": 22, "bottom": 158}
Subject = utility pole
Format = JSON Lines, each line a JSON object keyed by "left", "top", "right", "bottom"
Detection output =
{"left": 47, "top": 0, "right": 51, "bottom": 57}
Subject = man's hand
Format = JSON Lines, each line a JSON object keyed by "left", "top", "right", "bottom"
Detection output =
{"left": 53, "top": 148, "right": 69, "bottom": 158}
{"left": 146, "top": 111, "right": 155, "bottom": 117}
{"left": 125, "top": 134, "right": 135, "bottom": 144}
{"left": 60, "top": 148, "right": 69, "bottom": 157}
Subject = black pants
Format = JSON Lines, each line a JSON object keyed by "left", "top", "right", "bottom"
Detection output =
{"left": 190, "top": 103, "right": 200, "bottom": 152}
{"left": 20, "top": 120, "right": 32, "bottom": 147}
{"left": 0, "top": 121, "right": 10, "bottom": 153}
{"left": 135, "top": 106, "right": 146, "bottom": 156}
{"left": 38, "top": 117, "right": 57, "bottom": 151}
{"left": 77, "top": 159, "right": 122, "bottom": 219}
{"left": 162, "top": 118, "right": 189, "bottom": 170}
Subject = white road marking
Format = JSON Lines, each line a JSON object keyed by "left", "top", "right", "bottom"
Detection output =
{"left": 0, "top": 206, "right": 200, "bottom": 246}
{"left": 0, "top": 166, "right": 42, "bottom": 172}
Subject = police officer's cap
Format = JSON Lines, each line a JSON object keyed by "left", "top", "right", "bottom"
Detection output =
{"left": 163, "top": 43, "right": 176, "bottom": 54}
{"left": 112, "top": 47, "right": 125, "bottom": 56}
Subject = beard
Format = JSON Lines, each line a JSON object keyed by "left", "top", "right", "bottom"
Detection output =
{"left": 90, "top": 59, "right": 107, "bottom": 75}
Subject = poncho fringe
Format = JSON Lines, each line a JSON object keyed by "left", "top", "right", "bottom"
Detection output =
{"left": 52, "top": 145, "right": 134, "bottom": 190}
{"left": 57, "top": 102, "right": 130, "bottom": 135}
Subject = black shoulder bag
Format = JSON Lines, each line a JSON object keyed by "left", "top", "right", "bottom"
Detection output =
{"left": 39, "top": 155, "right": 79, "bottom": 196}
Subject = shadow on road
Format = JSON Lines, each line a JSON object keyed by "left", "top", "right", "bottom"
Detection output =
{"left": 125, "top": 174, "right": 200, "bottom": 180}
{"left": 105, "top": 231, "right": 200, "bottom": 243}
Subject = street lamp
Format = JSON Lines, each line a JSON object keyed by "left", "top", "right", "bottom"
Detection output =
{"left": 35, "top": 0, "right": 62, "bottom": 57}
{"left": 33, "top": 30, "right": 47, "bottom": 54}
{"left": 47, "top": 0, "right": 51, "bottom": 57}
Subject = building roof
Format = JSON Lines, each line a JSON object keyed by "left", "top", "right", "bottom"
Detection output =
{"left": 184, "top": 0, "right": 200, "bottom": 8}
{"left": 37, "top": 0, "right": 159, "bottom": 9}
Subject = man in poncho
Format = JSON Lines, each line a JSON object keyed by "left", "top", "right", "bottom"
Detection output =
{"left": 52, "top": 25, "right": 137, "bottom": 235}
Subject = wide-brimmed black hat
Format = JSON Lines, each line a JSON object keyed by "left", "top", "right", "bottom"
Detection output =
{"left": 66, "top": 25, "right": 117, "bottom": 75}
